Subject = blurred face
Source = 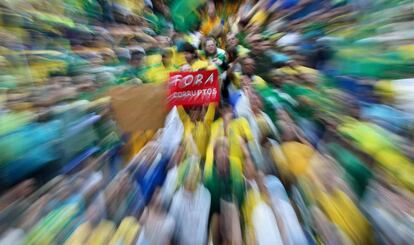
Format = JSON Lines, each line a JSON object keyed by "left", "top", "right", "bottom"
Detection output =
{"left": 205, "top": 40, "right": 217, "bottom": 55}
{"left": 102, "top": 52, "right": 115, "bottom": 64}
{"left": 277, "top": 109, "right": 290, "bottom": 122}
{"left": 162, "top": 54, "right": 171, "bottom": 67}
{"left": 242, "top": 58, "right": 255, "bottom": 75}
{"left": 214, "top": 140, "right": 229, "bottom": 174}
{"left": 184, "top": 164, "right": 199, "bottom": 192}
{"left": 156, "top": 36, "right": 170, "bottom": 48}
{"left": 227, "top": 34, "right": 238, "bottom": 49}
{"left": 208, "top": 2, "right": 216, "bottom": 18}
{"left": 221, "top": 107, "right": 233, "bottom": 124}
{"left": 251, "top": 94, "right": 263, "bottom": 113}
{"left": 150, "top": 189, "right": 163, "bottom": 211}
{"left": 130, "top": 55, "right": 143, "bottom": 67}
{"left": 184, "top": 51, "right": 194, "bottom": 63}
{"left": 244, "top": 161, "right": 257, "bottom": 180}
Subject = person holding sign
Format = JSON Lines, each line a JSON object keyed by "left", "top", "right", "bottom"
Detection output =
{"left": 176, "top": 103, "right": 216, "bottom": 160}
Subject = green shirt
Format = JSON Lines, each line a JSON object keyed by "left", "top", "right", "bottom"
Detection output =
{"left": 325, "top": 143, "right": 373, "bottom": 198}
{"left": 204, "top": 162, "right": 245, "bottom": 214}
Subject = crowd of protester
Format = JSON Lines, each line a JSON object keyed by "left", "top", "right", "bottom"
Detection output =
{"left": 1, "top": 0, "right": 414, "bottom": 244}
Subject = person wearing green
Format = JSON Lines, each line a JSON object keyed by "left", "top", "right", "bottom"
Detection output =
{"left": 116, "top": 48, "right": 149, "bottom": 85}
{"left": 325, "top": 143, "right": 373, "bottom": 198}
{"left": 204, "top": 137, "right": 245, "bottom": 216}
{"left": 199, "top": 37, "right": 227, "bottom": 74}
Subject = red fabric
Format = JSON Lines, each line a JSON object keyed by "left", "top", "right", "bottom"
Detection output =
{"left": 168, "top": 69, "right": 220, "bottom": 107}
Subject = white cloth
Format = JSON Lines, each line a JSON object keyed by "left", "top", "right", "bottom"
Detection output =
{"left": 137, "top": 213, "right": 175, "bottom": 245}
{"left": 252, "top": 202, "right": 284, "bottom": 245}
{"left": 392, "top": 78, "right": 414, "bottom": 114}
{"left": 0, "top": 229, "right": 25, "bottom": 245}
{"left": 160, "top": 166, "right": 179, "bottom": 208}
{"left": 160, "top": 107, "right": 184, "bottom": 156}
{"left": 265, "top": 176, "right": 308, "bottom": 245}
{"left": 169, "top": 185, "right": 211, "bottom": 245}
{"left": 80, "top": 171, "right": 103, "bottom": 196}
{"left": 277, "top": 32, "right": 301, "bottom": 47}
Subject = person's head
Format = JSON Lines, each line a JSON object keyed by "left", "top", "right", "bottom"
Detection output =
{"left": 227, "top": 46, "right": 238, "bottom": 63}
{"left": 207, "top": 1, "right": 216, "bottom": 19}
{"left": 156, "top": 35, "right": 171, "bottom": 48}
{"left": 226, "top": 33, "right": 239, "bottom": 49}
{"left": 149, "top": 188, "right": 163, "bottom": 211}
{"left": 161, "top": 49, "right": 173, "bottom": 67}
{"left": 129, "top": 48, "right": 145, "bottom": 67}
{"left": 183, "top": 159, "right": 201, "bottom": 192}
{"left": 101, "top": 48, "right": 116, "bottom": 64}
{"left": 250, "top": 92, "right": 263, "bottom": 114}
{"left": 204, "top": 37, "right": 217, "bottom": 56}
{"left": 115, "top": 47, "right": 131, "bottom": 64}
{"left": 214, "top": 137, "right": 230, "bottom": 175}
{"left": 220, "top": 102, "right": 233, "bottom": 124}
{"left": 244, "top": 157, "right": 257, "bottom": 180}
{"left": 242, "top": 56, "right": 256, "bottom": 75}
{"left": 240, "top": 75, "right": 253, "bottom": 94}
{"left": 183, "top": 42, "right": 197, "bottom": 64}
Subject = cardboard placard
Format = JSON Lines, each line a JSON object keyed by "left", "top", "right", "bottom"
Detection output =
{"left": 108, "top": 84, "right": 168, "bottom": 134}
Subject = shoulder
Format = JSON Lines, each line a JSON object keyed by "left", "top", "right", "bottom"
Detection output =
{"left": 217, "top": 48, "right": 226, "bottom": 55}
{"left": 199, "top": 185, "right": 211, "bottom": 198}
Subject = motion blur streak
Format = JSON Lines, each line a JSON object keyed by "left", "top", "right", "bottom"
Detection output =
{"left": 0, "top": 0, "right": 413, "bottom": 244}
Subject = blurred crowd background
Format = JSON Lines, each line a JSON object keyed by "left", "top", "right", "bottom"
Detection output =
{"left": 1, "top": 0, "right": 414, "bottom": 244}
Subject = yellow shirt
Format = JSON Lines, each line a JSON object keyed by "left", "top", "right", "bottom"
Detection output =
{"left": 249, "top": 9, "right": 267, "bottom": 27}
{"left": 200, "top": 16, "right": 221, "bottom": 36}
{"left": 272, "top": 141, "right": 315, "bottom": 178}
{"left": 318, "top": 190, "right": 372, "bottom": 244}
{"left": 114, "top": 0, "right": 144, "bottom": 14}
{"left": 109, "top": 217, "right": 140, "bottom": 245}
{"left": 204, "top": 117, "right": 254, "bottom": 178}
{"left": 171, "top": 47, "right": 187, "bottom": 67}
{"left": 177, "top": 103, "right": 216, "bottom": 159}
{"left": 277, "top": 65, "right": 318, "bottom": 76}
{"left": 233, "top": 72, "right": 268, "bottom": 89}
{"left": 86, "top": 220, "right": 116, "bottom": 245}
{"left": 145, "top": 64, "right": 178, "bottom": 84}
{"left": 64, "top": 222, "right": 92, "bottom": 245}
{"left": 191, "top": 59, "right": 212, "bottom": 71}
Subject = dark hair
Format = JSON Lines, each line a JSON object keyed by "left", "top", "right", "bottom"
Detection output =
{"left": 219, "top": 102, "right": 233, "bottom": 113}
{"left": 242, "top": 55, "right": 255, "bottom": 63}
{"left": 161, "top": 49, "right": 173, "bottom": 58}
{"left": 182, "top": 42, "right": 196, "bottom": 54}
{"left": 130, "top": 51, "right": 144, "bottom": 63}
{"left": 226, "top": 46, "right": 238, "bottom": 62}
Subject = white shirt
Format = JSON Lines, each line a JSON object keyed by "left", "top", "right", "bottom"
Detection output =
{"left": 265, "top": 176, "right": 308, "bottom": 245}
{"left": 160, "top": 166, "right": 179, "bottom": 208}
{"left": 169, "top": 184, "right": 211, "bottom": 245}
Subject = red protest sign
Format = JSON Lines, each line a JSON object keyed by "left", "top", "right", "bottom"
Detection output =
{"left": 167, "top": 69, "right": 220, "bottom": 107}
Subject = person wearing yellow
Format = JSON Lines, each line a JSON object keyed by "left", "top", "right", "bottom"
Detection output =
{"left": 312, "top": 158, "right": 373, "bottom": 245}
{"left": 226, "top": 32, "right": 250, "bottom": 58}
{"left": 200, "top": 1, "right": 223, "bottom": 37}
{"left": 231, "top": 56, "right": 268, "bottom": 90}
{"left": 144, "top": 49, "right": 179, "bottom": 83}
{"left": 338, "top": 117, "right": 414, "bottom": 191}
{"left": 276, "top": 60, "right": 319, "bottom": 78}
{"left": 204, "top": 103, "right": 255, "bottom": 180}
{"left": 180, "top": 42, "right": 212, "bottom": 71}
{"left": 204, "top": 137, "right": 245, "bottom": 244}
{"left": 177, "top": 102, "right": 216, "bottom": 159}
